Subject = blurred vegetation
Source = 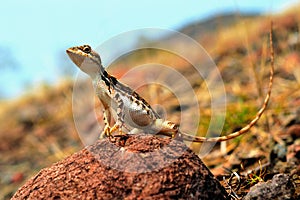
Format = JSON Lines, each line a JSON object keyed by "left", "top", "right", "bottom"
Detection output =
{"left": 1, "top": 6, "right": 300, "bottom": 199}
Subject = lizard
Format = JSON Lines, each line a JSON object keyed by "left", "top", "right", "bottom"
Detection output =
{"left": 66, "top": 30, "right": 274, "bottom": 143}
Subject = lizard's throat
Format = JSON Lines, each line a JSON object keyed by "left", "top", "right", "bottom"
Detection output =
{"left": 78, "top": 61, "right": 102, "bottom": 79}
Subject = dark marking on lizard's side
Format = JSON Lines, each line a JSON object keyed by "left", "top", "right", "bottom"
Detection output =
{"left": 101, "top": 74, "right": 112, "bottom": 93}
{"left": 101, "top": 74, "right": 110, "bottom": 87}
{"left": 108, "top": 74, "right": 118, "bottom": 85}
{"left": 101, "top": 71, "right": 120, "bottom": 94}
{"left": 103, "top": 71, "right": 109, "bottom": 78}
{"left": 104, "top": 71, "right": 160, "bottom": 119}
{"left": 112, "top": 79, "right": 161, "bottom": 119}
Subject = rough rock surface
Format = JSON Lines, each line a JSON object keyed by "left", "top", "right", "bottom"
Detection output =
{"left": 12, "top": 134, "right": 228, "bottom": 199}
{"left": 243, "top": 173, "right": 295, "bottom": 200}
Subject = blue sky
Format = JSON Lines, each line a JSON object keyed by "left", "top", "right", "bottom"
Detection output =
{"left": 0, "top": 0, "right": 299, "bottom": 99}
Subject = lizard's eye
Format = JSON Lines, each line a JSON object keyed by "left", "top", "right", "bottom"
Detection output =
{"left": 82, "top": 45, "right": 91, "bottom": 53}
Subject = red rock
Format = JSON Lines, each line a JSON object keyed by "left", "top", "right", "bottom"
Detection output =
{"left": 12, "top": 134, "right": 228, "bottom": 199}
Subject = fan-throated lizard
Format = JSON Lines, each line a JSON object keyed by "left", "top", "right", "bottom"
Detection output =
{"left": 66, "top": 32, "right": 274, "bottom": 142}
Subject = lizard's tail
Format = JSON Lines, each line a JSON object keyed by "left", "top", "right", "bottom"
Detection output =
{"left": 179, "top": 22, "right": 275, "bottom": 143}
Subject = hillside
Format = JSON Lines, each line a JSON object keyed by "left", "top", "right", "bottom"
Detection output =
{"left": 178, "top": 13, "right": 258, "bottom": 39}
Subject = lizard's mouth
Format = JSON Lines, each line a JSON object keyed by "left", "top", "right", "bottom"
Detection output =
{"left": 66, "top": 47, "right": 100, "bottom": 77}
{"left": 66, "top": 48, "right": 85, "bottom": 67}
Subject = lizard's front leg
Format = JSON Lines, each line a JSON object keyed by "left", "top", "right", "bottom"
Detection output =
{"left": 109, "top": 93, "right": 126, "bottom": 135}
{"left": 99, "top": 100, "right": 112, "bottom": 138}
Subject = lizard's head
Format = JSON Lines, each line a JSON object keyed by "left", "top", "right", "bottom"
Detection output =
{"left": 66, "top": 45, "right": 103, "bottom": 77}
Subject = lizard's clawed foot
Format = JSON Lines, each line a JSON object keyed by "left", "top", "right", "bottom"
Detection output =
{"left": 110, "top": 124, "right": 126, "bottom": 136}
{"left": 100, "top": 123, "right": 126, "bottom": 139}
{"left": 100, "top": 125, "right": 111, "bottom": 139}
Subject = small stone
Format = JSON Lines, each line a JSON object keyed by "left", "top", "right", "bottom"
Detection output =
{"left": 244, "top": 173, "right": 295, "bottom": 200}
